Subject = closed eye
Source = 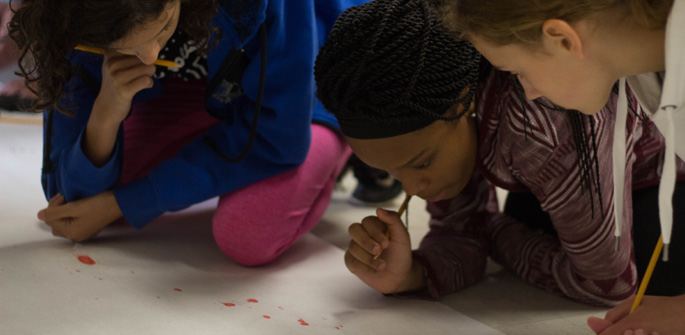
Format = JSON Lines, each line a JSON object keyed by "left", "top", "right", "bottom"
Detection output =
{"left": 415, "top": 160, "right": 430, "bottom": 170}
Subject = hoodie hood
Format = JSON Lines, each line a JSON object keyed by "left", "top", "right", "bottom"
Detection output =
{"left": 622, "top": 0, "right": 685, "bottom": 261}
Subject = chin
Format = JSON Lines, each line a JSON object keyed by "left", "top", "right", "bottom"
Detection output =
{"left": 441, "top": 184, "right": 466, "bottom": 201}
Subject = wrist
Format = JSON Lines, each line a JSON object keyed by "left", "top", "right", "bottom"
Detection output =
{"left": 103, "top": 191, "right": 124, "bottom": 223}
{"left": 395, "top": 256, "right": 427, "bottom": 293}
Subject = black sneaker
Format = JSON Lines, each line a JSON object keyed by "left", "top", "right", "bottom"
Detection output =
{"left": 346, "top": 154, "right": 403, "bottom": 206}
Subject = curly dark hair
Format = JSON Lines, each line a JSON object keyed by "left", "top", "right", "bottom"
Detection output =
{"left": 8, "top": 0, "right": 217, "bottom": 114}
{"left": 314, "top": 0, "right": 481, "bottom": 139}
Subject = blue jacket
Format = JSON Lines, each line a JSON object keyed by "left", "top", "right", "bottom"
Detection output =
{"left": 41, "top": 0, "right": 367, "bottom": 228}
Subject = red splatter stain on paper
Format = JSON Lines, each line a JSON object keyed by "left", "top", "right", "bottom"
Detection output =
{"left": 222, "top": 302, "right": 236, "bottom": 307}
{"left": 98, "top": 277, "right": 103, "bottom": 280}
{"left": 174, "top": 288, "right": 182, "bottom": 292}
{"left": 156, "top": 296, "right": 161, "bottom": 299}
{"left": 263, "top": 315, "right": 271, "bottom": 319}
{"left": 77, "top": 255, "right": 96, "bottom": 265}
{"left": 278, "top": 306, "right": 284, "bottom": 310}
{"left": 247, "top": 298, "right": 258, "bottom": 303}
{"left": 298, "top": 318, "right": 309, "bottom": 326}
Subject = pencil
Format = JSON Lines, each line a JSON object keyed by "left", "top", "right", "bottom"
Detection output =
{"left": 74, "top": 45, "right": 177, "bottom": 68}
{"left": 373, "top": 194, "right": 412, "bottom": 260}
{"left": 630, "top": 235, "right": 663, "bottom": 313}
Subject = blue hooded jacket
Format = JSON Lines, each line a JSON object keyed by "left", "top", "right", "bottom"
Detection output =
{"left": 41, "top": 0, "right": 367, "bottom": 228}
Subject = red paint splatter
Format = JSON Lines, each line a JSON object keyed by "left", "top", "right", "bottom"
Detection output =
{"left": 278, "top": 306, "right": 284, "bottom": 310}
{"left": 77, "top": 255, "right": 96, "bottom": 265}
{"left": 247, "top": 298, "right": 258, "bottom": 303}
{"left": 298, "top": 318, "right": 309, "bottom": 326}
{"left": 336, "top": 327, "right": 340, "bottom": 330}
{"left": 98, "top": 277, "right": 103, "bottom": 280}
{"left": 222, "top": 302, "right": 236, "bottom": 307}
{"left": 75, "top": 269, "right": 80, "bottom": 273}
{"left": 173, "top": 288, "right": 182, "bottom": 292}
{"left": 156, "top": 296, "right": 161, "bottom": 299}
{"left": 263, "top": 315, "right": 271, "bottom": 319}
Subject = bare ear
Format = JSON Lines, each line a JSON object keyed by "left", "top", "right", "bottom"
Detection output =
{"left": 541, "top": 19, "right": 584, "bottom": 59}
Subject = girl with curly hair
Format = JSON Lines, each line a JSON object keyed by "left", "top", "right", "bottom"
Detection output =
{"left": 10, "top": 0, "right": 365, "bottom": 266}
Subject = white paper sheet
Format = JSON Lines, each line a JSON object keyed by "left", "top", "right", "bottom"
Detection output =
{"left": 0, "top": 122, "right": 503, "bottom": 335}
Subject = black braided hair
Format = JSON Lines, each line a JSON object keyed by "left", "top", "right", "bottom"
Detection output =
{"left": 508, "top": 75, "right": 604, "bottom": 218}
{"left": 314, "top": 0, "right": 480, "bottom": 139}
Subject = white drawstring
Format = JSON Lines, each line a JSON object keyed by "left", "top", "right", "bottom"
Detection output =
{"left": 658, "top": 106, "right": 676, "bottom": 261}
{"left": 613, "top": 78, "right": 628, "bottom": 251}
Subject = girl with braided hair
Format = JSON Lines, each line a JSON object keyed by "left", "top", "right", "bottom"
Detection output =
{"left": 437, "top": 0, "right": 685, "bottom": 334}
{"left": 10, "top": 0, "right": 367, "bottom": 266}
{"left": 314, "top": 0, "right": 685, "bottom": 321}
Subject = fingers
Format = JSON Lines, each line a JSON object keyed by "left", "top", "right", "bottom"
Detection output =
{"left": 605, "top": 297, "right": 634, "bottom": 323}
{"left": 37, "top": 194, "right": 65, "bottom": 220}
{"left": 587, "top": 316, "right": 613, "bottom": 334}
{"left": 346, "top": 239, "right": 385, "bottom": 271}
{"left": 103, "top": 53, "right": 156, "bottom": 99}
{"left": 349, "top": 218, "right": 383, "bottom": 256}
{"left": 344, "top": 245, "right": 386, "bottom": 279}
{"left": 376, "top": 207, "right": 410, "bottom": 246}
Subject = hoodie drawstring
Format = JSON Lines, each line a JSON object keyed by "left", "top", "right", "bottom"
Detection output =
{"left": 613, "top": 78, "right": 628, "bottom": 252}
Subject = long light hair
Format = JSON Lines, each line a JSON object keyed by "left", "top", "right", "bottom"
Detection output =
{"left": 436, "top": 0, "right": 674, "bottom": 45}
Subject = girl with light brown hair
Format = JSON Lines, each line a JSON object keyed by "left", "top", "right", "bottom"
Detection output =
{"left": 437, "top": 0, "right": 685, "bottom": 334}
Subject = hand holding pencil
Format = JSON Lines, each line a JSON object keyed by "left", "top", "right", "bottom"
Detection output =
{"left": 586, "top": 235, "right": 685, "bottom": 335}
{"left": 344, "top": 194, "right": 426, "bottom": 294}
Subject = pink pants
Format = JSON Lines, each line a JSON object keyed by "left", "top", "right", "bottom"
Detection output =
{"left": 121, "top": 78, "right": 350, "bottom": 266}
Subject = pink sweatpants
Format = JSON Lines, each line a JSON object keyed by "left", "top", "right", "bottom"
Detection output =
{"left": 121, "top": 78, "right": 350, "bottom": 266}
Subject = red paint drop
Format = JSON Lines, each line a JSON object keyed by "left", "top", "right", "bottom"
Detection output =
{"left": 75, "top": 269, "right": 80, "bottom": 273}
{"left": 77, "top": 255, "right": 96, "bottom": 265}
{"left": 247, "top": 299, "right": 259, "bottom": 303}
{"left": 222, "top": 302, "right": 236, "bottom": 307}
{"left": 336, "top": 327, "right": 340, "bottom": 330}
{"left": 174, "top": 288, "right": 182, "bottom": 292}
{"left": 278, "top": 306, "right": 284, "bottom": 310}
{"left": 156, "top": 296, "right": 161, "bottom": 299}
{"left": 298, "top": 318, "right": 309, "bottom": 326}
{"left": 263, "top": 315, "right": 271, "bottom": 319}
{"left": 98, "top": 277, "right": 103, "bottom": 280}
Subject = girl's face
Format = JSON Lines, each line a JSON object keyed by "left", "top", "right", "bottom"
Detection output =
{"left": 470, "top": 33, "right": 616, "bottom": 115}
{"left": 346, "top": 104, "right": 478, "bottom": 202}
{"left": 108, "top": 0, "right": 181, "bottom": 65}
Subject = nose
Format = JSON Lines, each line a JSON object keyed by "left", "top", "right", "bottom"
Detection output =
{"left": 136, "top": 43, "right": 161, "bottom": 65}
{"left": 399, "top": 174, "right": 428, "bottom": 198}
{"left": 518, "top": 76, "right": 543, "bottom": 100}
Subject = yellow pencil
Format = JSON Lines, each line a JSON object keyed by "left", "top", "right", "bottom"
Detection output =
{"left": 373, "top": 194, "right": 412, "bottom": 260}
{"left": 630, "top": 235, "right": 663, "bottom": 313}
{"left": 74, "top": 45, "right": 177, "bottom": 68}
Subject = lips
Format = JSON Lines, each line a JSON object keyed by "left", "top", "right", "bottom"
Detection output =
{"left": 425, "top": 189, "right": 447, "bottom": 202}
